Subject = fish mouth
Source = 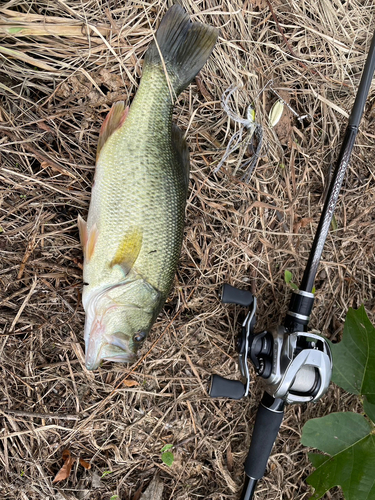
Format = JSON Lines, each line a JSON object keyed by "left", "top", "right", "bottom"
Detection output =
{"left": 85, "top": 320, "right": 136, "bottom": 370}
{"left": 86, "top": 342, "right": 136, "bottom": 370}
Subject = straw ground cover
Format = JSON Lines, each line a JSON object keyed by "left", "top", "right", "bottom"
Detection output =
{"left": 1, "top": 0, "right": 375, "bottom": 499}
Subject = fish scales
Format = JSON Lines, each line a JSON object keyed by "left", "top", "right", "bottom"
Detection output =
{"left": 88, "top": 73, "right": 184, "bottom": 294}
{"left": 79, "top": 5, "right": 218, "bottom": 370}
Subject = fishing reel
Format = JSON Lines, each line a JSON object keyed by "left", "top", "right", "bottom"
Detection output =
{"left": 209, "top": 284, "right": 332, "bottom": 404}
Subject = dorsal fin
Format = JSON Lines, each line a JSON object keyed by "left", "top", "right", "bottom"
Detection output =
{"left": 172, "top": 123, "right": 190, "bottom": 192}
{"left": 97, "top": 102, "right": 129, "bottom": 160}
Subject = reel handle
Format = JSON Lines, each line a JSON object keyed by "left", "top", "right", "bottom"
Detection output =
{"left": 209, "top": 374, "right": 246, "bottom": 400}
{"left": 221, "top": 284, "right": 254, "bottom": 306}
{"left": 240, "top": 393, "right": 285, "bottom": 499}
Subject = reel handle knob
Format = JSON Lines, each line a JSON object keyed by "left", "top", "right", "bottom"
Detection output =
{"left": 209, "top": 374, "right": 246, "bottom": 400}
{"left": 221, "top": 284, "right": 254, "bottom": 307}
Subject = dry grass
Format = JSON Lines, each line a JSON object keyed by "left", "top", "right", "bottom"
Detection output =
{"left": 1, "top": 0, "right": 375, "bottom": 499}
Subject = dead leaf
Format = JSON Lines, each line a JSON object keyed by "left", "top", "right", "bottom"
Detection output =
{"left": 300, "top": 217, "right": 314, "bottom": 228}
{"left": 293, "top": 217, "right": 314, "bottom": 233}
{"left": 249, "top": 0, "right": 282, "bottom": 11}
{"left": 37, "top": 121, "right": 52, "bottom": 132}
{"left": 123, "top": 378, "right": 138, "bottom": 387}
{"left": 140, "top": 475, "right": 163, "bottom": 500}
{"left": 91, "top": 470, "right": 101, "bottom": 488}
{"left": 52, "top": 449, "right": 75, "bottom": 483}
{"left": 196, "top": 75, "right": 213, "bottom": 101}
{"left": 79, "top": 457, "right": 91, "bottom": 470}
{"left": 132, "top": 485, "right": 143, "bottom": 500}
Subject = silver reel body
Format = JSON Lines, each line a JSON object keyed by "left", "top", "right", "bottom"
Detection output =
{"left": 262, "top": 326, "right": 332, "bottom": 404}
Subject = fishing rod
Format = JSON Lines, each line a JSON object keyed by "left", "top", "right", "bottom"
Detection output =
{"left": 209, "top": 29, "right": 375, "bottom": 500}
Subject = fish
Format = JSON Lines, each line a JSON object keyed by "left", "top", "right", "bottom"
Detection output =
{"left": 78, "top": 5, "right": 218, "bottom": 370}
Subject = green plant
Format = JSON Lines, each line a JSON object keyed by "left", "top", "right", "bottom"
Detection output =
{"left": 301, "top": 305, "right": 375, "bottom": 500}
{"left": 284, "top": 270, "right": 298, "bottom": 290}
{"left": 101, "top": 470, "right": 113, "bottom": 479}
{"left": 284, "top": 269, "right": 316, "bottom": 293}
{"left": 161, "top": 444, "right": 174, "bottom": 467}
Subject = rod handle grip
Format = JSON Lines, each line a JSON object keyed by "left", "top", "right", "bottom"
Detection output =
{"left": 244, "top": 395, "right": 285, "bottom": 480}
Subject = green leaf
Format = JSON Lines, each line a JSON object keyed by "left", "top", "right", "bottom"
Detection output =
{"left": 330, "top": 306, "right": 375, "bottom": 403}
{"left": 284, "top": 270, "right": 293, "bottom": 284}
{"left": 110, "top": 496, "right": 118, "bottom": 500}
{"left": 308, "top": 453, "right": 329, "bottom": 469}
{"left": 302, "top": 413, "right": 371, "bottom": 455}
{"left": 302, "top": 413, "right": 375, "bottom": 500}
{"left": 331, "top": 214, "right": 338, "bottom": 231}
{"left": 8, "top": 27, "right": 23, "bottom": 34}
{"left": 160, "top": 444, "right": 173, "bottom": 453}
{"left": 101, "top": 470, "right": 113, "bottom": 478}
{"left": 161, "top": 451, "right": 174, "bottom": 467}
{"left": 284, "top": 270, "right": 299, "bottom": 290}
{"left": 363, "top": 397, "right": 375, "bottom": 423}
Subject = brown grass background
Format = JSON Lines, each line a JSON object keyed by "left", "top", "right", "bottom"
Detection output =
{"left": 1, "top": 0, "right": 375, "bottom": 499}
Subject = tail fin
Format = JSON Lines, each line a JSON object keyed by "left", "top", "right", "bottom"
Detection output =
{"left": 144, "top": 5, "right": 218, "bottom": 96}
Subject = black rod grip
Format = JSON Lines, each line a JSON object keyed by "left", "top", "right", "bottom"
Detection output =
{"left": 244, "top": 394, "right": 285, "bottom": 480}
{"left": 209, "top": 375, "right": 246, "bottom": 400}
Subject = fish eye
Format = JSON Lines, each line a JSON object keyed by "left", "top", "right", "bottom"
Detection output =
{"left": 133, "top": 331, "right": 146, "bottom": 343}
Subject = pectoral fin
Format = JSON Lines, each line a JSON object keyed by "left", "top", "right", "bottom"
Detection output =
{"left": 110, "top": 227, "right": 143, "bottom": 275}
{"left": 87, "top": 224, "right": 99, "bottom": 261}
{"left": 97, "top": 102, "right": 129, "bottom": 160}
{"left": 78, "top": 215, "right": 98, "bottom": 262}
{"left": 77, "top": 215, "right": 87, "bottom": 247}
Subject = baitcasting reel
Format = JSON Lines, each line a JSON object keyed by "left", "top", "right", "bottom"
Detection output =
{"left": 209, "top": 284, "right": 332, "bottom": 405}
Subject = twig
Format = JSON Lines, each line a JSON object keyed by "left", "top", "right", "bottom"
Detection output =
{"left": 4, "top": 409, "right": 81, "bottom": 421}
{"left": 0, "top": 424, "right": 68, "bottom": 440}
{"left": 9, "top": 277, "right": 38, "bottom": 332}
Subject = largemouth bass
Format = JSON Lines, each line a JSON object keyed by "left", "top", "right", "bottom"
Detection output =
{"left": 78, "top": 5, "right": 218, "bottom": 370}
